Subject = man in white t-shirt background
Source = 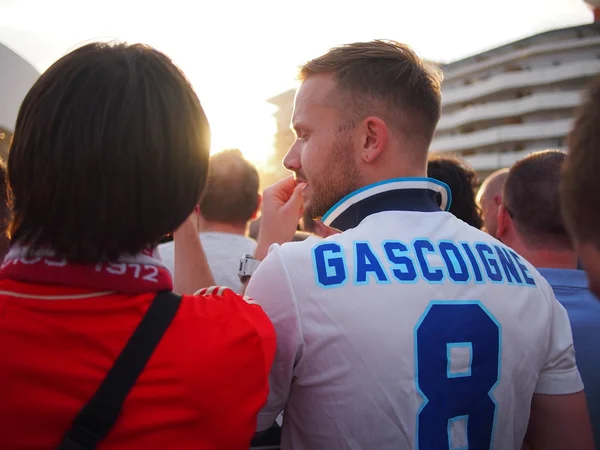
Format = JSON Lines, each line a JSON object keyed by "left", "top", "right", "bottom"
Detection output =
{"left": 160, "top": 149, "right": 260, "bottom": 293}
{"left": 244, "top": 40, "right": 594, "bottom": 450}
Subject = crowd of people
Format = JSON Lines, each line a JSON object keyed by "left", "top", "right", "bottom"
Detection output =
{"left": 0, "top": 38, "right": 599, "bottom": 450}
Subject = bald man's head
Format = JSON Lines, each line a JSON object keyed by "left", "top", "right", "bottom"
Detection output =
{"left": 476, "top": 168, "right": 509, "bottom": 238}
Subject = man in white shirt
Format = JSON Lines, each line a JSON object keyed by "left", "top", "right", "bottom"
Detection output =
{"left": 245, "top": 40, "right": 593, "bottom": 450}
{"left": 160, "top": 149, "right": 259, "bottom": 293}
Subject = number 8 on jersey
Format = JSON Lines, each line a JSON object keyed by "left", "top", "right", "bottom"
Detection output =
{"left": 415, "top": 301, "right": 501, "bottom": 450}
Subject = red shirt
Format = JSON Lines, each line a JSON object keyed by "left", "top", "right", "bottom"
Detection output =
{"left": 0, "top": 279, "right": 276, "bottom": 449}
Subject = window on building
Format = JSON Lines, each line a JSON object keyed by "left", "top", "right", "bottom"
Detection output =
{"left": 505, "top": 64, "right": 523, "bottom": 72}
{"left": 504, "top": 117, "right": 523, "bottom": 125}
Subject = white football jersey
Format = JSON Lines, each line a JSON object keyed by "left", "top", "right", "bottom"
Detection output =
{"left": 246, "top": 178, "right": 583, "bottom": 450}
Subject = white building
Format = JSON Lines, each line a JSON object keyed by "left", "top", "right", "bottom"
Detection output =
{"left": 0, "top": 43, "right": 39, "bottom": 160}
{"left": 431, "top": 19, "right": 600, "bottom": 177}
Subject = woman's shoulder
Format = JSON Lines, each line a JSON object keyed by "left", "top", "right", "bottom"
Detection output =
{"left": 177, "top": 286, "right": 275, "bottom": 346}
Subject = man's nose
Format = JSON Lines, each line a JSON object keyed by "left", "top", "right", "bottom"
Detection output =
{"left": 283, "top": 143, "right": 300, "bottom": 172}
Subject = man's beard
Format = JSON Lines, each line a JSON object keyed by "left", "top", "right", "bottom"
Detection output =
{"left": 304, "top": 135, "right": 361, "bottom": 220}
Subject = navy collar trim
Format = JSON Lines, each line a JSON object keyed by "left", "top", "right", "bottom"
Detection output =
{"left": 321, "top": 178, "right": 452, "bottom": 232}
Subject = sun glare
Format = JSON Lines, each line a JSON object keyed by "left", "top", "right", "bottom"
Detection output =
{"left": 204, "top": 99, "right": 276, "bottom": 169}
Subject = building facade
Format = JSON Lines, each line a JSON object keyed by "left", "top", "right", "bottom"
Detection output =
{"left": 266, "top": 88, "right": 296, "bottom": 181}
{"left": 268, "top": 16, "right": 600, "bottom": 179}
{"left": 431, "top": 20, "right": 600, "bottom": 178}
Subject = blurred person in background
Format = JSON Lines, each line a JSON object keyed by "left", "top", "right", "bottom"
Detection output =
{"left": 476, "top": 168, "right": 509, "bottom": 238}
{"left": 0, "top": 42, "right": 275, "bottom": 450}
{"left": 427, "top": 155, "right": 483, "bottom": 229}
{"left": 160, "top": 149, "right": 260, "bottom": 293}
{"left": 561, "top": 76, "right": 600, "bottom": 299}
{"left": 237, "top": 40, "right": 592, "bottom": 450}
{"left": 251, "top": 211, "right": 317, "bottom": 243}
{"left": 497, "top": 149, "right": 599, "bottom": 446}
{"left": 249, "top": 217, "right": 261, "bottom": 240}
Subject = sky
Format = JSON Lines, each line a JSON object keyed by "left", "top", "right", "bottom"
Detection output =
{"left": 0, "top": 0, "right": 594, "bottom": 168}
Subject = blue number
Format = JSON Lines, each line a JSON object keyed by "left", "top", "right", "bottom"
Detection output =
{"left": 414, "top": 302, "right": 501, "bottom": 450}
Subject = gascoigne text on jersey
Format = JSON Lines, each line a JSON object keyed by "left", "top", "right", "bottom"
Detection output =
{"left": 312, "top": 238, "right": 537, "bottom": 288}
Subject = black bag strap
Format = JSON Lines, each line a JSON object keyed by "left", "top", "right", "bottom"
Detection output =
{"left": 57, "top": 291, "right": 182, "bottom": 450}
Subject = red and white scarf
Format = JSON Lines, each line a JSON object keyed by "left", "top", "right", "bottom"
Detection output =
{"left": 0, "top": 245, "right": 173, "bottom": 294}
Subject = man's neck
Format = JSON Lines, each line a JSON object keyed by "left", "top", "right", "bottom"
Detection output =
{"left": 516, "top": 246, "right": 578, "bottom": 270}
{"left": 197, "top": 220, "right": 248, "bottom": 237}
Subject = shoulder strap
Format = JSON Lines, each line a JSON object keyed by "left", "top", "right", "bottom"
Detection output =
{"left": 57, "top": 291, "right": 182, "bottom": 450}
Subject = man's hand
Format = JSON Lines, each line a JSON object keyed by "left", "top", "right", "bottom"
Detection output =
{"left": 254, "top": 176, "right": 306, "bottom": 261}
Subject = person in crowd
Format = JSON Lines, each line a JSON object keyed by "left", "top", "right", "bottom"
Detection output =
{"left": 497, "top": 149, "right": 599, "bottom": 445}
{"left": 160, "top": 149, "right": 260, "bottom": 293}
{"left": 249, "top": 217, "right": 261, "bottom": 240}
{"left": 561, "top": 75, "right": 600, "bottom": 299}
{"left": 476, "top": 168, "right": 509, "bottom": 238}
{"left": 236, "top": 40, "right": 592, "bottom": 449}
{"left": 251, "top": 213, "right": 317, "bottom": 242}
{"left": 0, "top": 42, "right": 275, "bottom": 449}
{"left": 0, "top": 159, "right": 10, "bottom": 259}
{"left": 427, "top": 155, "right": 483, "bottom": 229}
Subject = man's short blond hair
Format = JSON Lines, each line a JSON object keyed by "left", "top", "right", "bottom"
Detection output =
{"left": 299, "top": 40, "right": 443, "bottom": 146}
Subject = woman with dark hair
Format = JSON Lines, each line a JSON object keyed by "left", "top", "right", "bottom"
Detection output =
{"left": 427, "top": 155, "right": 484, "bottom": 229}
{"left": 0, "top": 158, "right": 10, "bottom": 259}
{"left": 0, "top": 43, "right": 275, "bottom": 449}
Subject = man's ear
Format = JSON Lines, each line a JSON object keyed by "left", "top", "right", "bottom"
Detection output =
{"left": 493, "top": 193, "right": 502, "bottom": 206}
{"left": 496, "top": 204, "right": 512, "bottom": 241}
{"left": 360, "top": 117, "right": 388, "bottom": 164}
{"left": 251, "top": 194, "right": 262, "bottom": 220}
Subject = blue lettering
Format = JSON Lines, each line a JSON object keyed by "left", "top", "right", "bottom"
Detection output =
{"left": 355, "top": 242, "right": 389, "bottom": 285}
{"left": 475, "top": 243, "right": 503, "bottom": 283}
{"left": 415, "top": 301, "right": 501, "bottom": 449}
{"left": 461, "top": 243, "right": 484, "bottom": 283}
{"left": 439, "top": 241, "right": 469, "bottom": 283}
{"left": 494, "top": 246, "right": 522, "bottom": 285}
{"left": 509, "top": 251, "right": 536, "bottom": 286}
{"left": 383, "top": 241, "right": 417, "bottom": 282}
{"left": 413, "top": 239, "right": 444, "bottom": 283}
{"left": 312, "top": 243, "right": 347, "bottom": 287}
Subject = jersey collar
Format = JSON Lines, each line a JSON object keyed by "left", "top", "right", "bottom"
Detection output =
{"left": 321, "top": 177, "right": 451, "bottom": 232}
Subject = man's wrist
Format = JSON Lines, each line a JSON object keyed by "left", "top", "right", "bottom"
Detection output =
{"left": 253, "top": 243, "right": 271, "bottom": 262}
{"left": 254, "top": 232, "right": 282, "bottom": 261}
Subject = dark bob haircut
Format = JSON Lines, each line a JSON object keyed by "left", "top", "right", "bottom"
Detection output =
{"left": 8, "top": 42, "right": 210, "bottom": 263}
